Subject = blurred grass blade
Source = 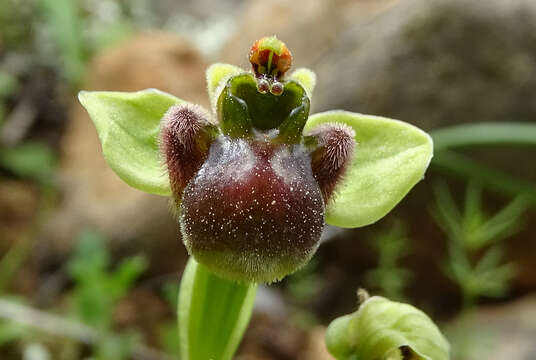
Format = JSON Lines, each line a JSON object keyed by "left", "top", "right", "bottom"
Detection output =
{"left": 432, "top": 150, "right": 536, "bottom": 205}
{"left": 178, "top": 258, "right": 257, "bottom": 360}
{"left": 432, "top": 182, "right": 464, "bottom": 241}
{"left": 432, "top": 122, "right": 536, "bottom": 151}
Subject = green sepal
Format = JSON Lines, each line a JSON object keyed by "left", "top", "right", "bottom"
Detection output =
{"left": 304, "top": 111, "right": 433, "bottom": 228}
{"left": 288, "top": 68, "right": 316, "bottom": 98}
{"left": 276, "top": 81, "right": 310, "bottom": 143}
{"left": 179, "top": 258, "right": 257, "bottom": 360}
{"left": 217, "top": 79, "right": 253, "bottom": 138}
{"left": 78, "top": 89, "right": 183, "bottom": 196}
{"left": 325, "top": 296, "right": 450, "bottom": 360}
{"left": 206, "top": 63, "right": 244, "bottom": 112}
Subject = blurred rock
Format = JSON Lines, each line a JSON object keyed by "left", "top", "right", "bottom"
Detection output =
{"left": 237, "top": 313, "right": 307, "bottom": 360}
{"left": 311, "top": 0, "right": 536, "bottom": 130}
{"left": 221, "top": 0, "right": 397, "bottom": 72}
{"left": 254, "top": 285, "right": 289, "bottom": 320}
{"left": 224, "top": 0, "right": 536, "bottom": 131}
{"left": 48, "top": 33, "right": 208, "bottom": 266}
{"left": 448, "top": 295, "right": 536, "bottom": 360}
{"left": 300, "top": 326, "right": 333, "bottom": 360}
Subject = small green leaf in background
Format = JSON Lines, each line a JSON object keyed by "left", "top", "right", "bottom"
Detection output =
{"left": 68, "top": 230, "right": 147, "bottom": 330}
{"left": 0, "top": 71, "right": 19, "bottom": 98}
{"left": 365, "top": 223, "right": 413, "bottom": 301}
{"left": 179, "top": 258, "right": 257, "bottom": 360}
{"left": 0, "top": 142, "right": 56, "bottom": 186}
{"left": 432, "top": 182, "right": 525, "bottom": 308}
{"left": 79, "top": 89, "right": 185, "bottom": 196}
{"left": 304, "top": 111, "right": 433, "bottom": 228}
{"left": 0, "top": 319, "right": 27, "bottom": 347}
{"left": 325, "top": 293, "right": 450, "bottom": 360}
{"left": 39, "top": 0, "right": 86, "bottom": 85}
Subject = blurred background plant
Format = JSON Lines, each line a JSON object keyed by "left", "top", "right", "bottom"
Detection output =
{"left": 0, "top": 230, "right": 165, "bottom": 360}
{"left": 1, "top": 0, "right": 536, "bottom": 359}
{"left": 364, "top": 222, "right": 413, "bottom": 302}
{"left": 433, "top": 181, "right": 528, "bottom": 310}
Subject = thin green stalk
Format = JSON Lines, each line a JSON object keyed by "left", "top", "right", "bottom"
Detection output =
{"left": 178, "top": 258, "right": 257, "bottom": 360}
{"left": 431, "top": 123, "right": 536, "bottom": 151}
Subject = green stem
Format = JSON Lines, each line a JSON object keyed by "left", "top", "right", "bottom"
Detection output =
{"left": 178, "top": 257, "right": 257, "bottom": 360}
{"left": 431, "top": 123, "right": 536, "bottom": 151}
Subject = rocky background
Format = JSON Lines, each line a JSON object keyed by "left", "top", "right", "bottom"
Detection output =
{"left": 1, "top": 0, "right": 535, "bottom": 359}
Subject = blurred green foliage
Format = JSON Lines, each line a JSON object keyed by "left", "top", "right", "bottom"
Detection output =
{"left": 433, "top": 182, "right": 528, "bottom": 308}
{"left": 286, "top": 259, "right": 321, "bottom": 329}
{"left": 0, "top": 71, "right": 19, "bottom": 125}
{"left": 0, "top": 0, "right": 134, "bottom": 88}
{"left": 0, "top": 231, "right": 149, "bottom": 359}
{"left": 68, "top": 230, "right": 147, "bottom": 330}
{"left": 158, "top": 282, "right": 181, "bottom": 357}
{"left": 68, "top": 230, "right": 147, "bottom": 359}
{"left": 0, "top": 142, "right": 56, "bottom": 187}
{"left": 365, "top": 223, "right": 412, "bottom": 301}
{"left": 38, "top": 0, "right": 87, "bottom": 85}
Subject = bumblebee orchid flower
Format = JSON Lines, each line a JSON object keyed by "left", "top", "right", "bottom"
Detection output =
{"left": 79, "top": 35, "right": 432, "bottom": 284}
{"left": 80, "top": 35, "right": 434, "bottom": 360}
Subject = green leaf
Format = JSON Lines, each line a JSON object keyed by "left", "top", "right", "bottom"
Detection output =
{"left": 78, "top": 89, "right": 184, "bottom": 196}
{"left": 0, "top": 71, "right": 19, "bottom": 98}
{"left": 179, "top": 258, "right": 257, "bottom": 360}
{"left": 289, "top": 68, "right": 316, "bottom": 98}
{"left": 326, "top": 296, "right": 450, "bottom": 360}
{"left": 206, "top": 63, "right": 243, "bottom": 111}
{"left": 304, "top": 111, "right": 433, "bottom": 228}
{"left": 0, "top": 142, "right": 56, "bottom": 186}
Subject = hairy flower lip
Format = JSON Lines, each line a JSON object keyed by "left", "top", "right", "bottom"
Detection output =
{"left": 162, "top": 71, "right": 358, "bottom": 283}
{"left": 179, "top": 135, "right": 325, "bottom": 283}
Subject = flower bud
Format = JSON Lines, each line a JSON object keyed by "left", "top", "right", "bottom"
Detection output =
{"left": 325, "top": 290, "right": 450, "bottom": 360}
{"left": 249, "top": 35, "right": 292, "bottom": 81}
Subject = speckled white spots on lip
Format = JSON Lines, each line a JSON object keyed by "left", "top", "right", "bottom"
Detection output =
{"left": 178, "top": 133, "right": 325, "bottom": 283}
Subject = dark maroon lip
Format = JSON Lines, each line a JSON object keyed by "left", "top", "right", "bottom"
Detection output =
{"left": 160, "top": 66, "right": 355, "bottom": 282}
{"left": 179, "top": 136, "right": 325, "bottom": 282}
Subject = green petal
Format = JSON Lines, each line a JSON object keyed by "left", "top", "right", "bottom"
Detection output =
{"left": 206, "top": 63, "right": 244, "bottom": 111}
{"left": 288, "top": 68, "right": 316, "bottom": 98}
{"left": 78, "top": 89, "right": 183, "bottom": 196}
{"left": 304, "top": 111, "right": 433, "bottom": 228}
{"left": 326, "top": 296, "right": 450, "bottom": 360}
